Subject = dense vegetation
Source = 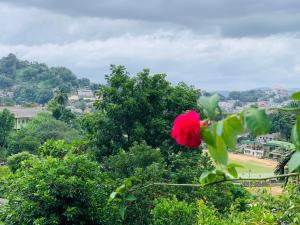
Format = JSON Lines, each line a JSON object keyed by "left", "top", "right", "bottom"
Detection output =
{"left": 0, "top": 54, "right": 96, "bottom": 105}
{"left": 0, "top": 62, "right": 299, "bottom": 224}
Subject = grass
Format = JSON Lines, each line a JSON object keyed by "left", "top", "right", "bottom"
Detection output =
{"left": 229, "top": 158, "right": 275, "bottom": 178}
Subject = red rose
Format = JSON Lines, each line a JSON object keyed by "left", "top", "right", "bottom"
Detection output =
{"left": 171, "top": 111, "right": 203, "bottom": 148}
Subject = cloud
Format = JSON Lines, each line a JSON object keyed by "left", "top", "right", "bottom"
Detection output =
{"left": 0, "top": 1, "right": 300, "bottom": 90}
{"left": 1, "top": 32, "right": 300, "bottom": 90}
{"left": 2, "top": 0, "right": 300, "bottom": 37}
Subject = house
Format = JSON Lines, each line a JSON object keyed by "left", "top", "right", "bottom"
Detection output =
{"left": 264, "top": 141, "right": 295, "bottom": 160}
{"left": 241, "top": 141, "right": 266, "bottom": 158}
{"left": 256, "top": 133, "right": 280, "bottom": 144}
{"left": 239, "top": 139, "right": 295, "bottom": 160}
{"left": 0, "top": 106, "right": 44, "bottom": 129}
{"left": 78, "top": 89, "right": 95, "bottom": 101}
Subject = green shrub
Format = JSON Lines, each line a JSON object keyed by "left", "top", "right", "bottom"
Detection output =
{"left": 0, "top": 166, "right": 10, "bottom": 179}
{"left": 0, "top": 154, "right": 119, "bottom": 225}
{"left": 38, "top": 140, "right": 71, "bottom": 159}
{"left": 7, "top": 151, "right": 37, "bottom": 173}
{"left": 151, "top": 197, "right": 197, "bottom": 225}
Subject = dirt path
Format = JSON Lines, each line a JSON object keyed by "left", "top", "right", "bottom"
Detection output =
{"left": 228, "top": 152, "right": 277, "bottom": 168}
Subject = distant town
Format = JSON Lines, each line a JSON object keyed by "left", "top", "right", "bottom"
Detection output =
{"left": 216, "top": 87, "right": 291, "bottom": 113}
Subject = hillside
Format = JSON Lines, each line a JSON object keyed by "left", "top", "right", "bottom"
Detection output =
{"left": 0, "top": 54, "right": 97, "bottom": 105}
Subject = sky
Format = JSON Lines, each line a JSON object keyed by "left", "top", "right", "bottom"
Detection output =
{"left": 0, "top": 0, "right": 300, "bottom": 91}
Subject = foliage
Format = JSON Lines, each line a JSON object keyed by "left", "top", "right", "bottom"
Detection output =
{"left": 270, "top": 108, "right": 297, "bottom": 141}
{"left": 283, "top": 93, "right": 300, "bottom": 172}
{"left": 74, "top": 100, "right": 87, "bottom": 112}
{"left": 7, "top": 113, "right": 80, "bottom": 155}
{"left": 91, "top": 65, "right": 202, "bottom": 157}
{"left": 108, "top": 142, "right": 164, "bottom": 178}
{"left": 0, "top": 166, "right": 10, "bottom": 179}
{"left": 196, "top": 184, "right": 300, "bottom": 225}
{"left": 228, "top": 89, "right": 267, "bottom": 102}
{"left": 0, "top": 154, "right": 119, "bottom": 225}
{"left": 38, "top": 140, "right": 72, "bottom": 159}
{"left": 0, "top": 109, "right": 15, "bottom": 148}
{"left": 151, "top": 197, "right": 197, "bottom": 225}
{"left": 0, "top": 54, "right": 94, "bottom": 105}
{"left": 7, "top": 151, "right": 37, "bottom": 173}
{"left": 49, "top": 88, "right": 76, "bottom": 124}
{"left": 198, "top": 94, "right": 271, "bottom": 182}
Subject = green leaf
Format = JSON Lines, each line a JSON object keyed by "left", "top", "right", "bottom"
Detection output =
{"left": 199, "top": 170, "right": 217, "bottom": 185}
{"left": 219, "top": 120, "right": 236, "bottom": 149}
{"left": 201, "top": 126, "right": 215, "bottom": 147}
{"left": 115, "top": 184, "right": 125, "bottom": 193}
{"left": 288, "top": 152, "right": 300, "bottom": 172}
{"left": 199, "top": 94, "right": 220, "bottom": 120}
{"left": 225, "top": 115, "right": 243, "bottom": 133}
{"left": 126, "top": 194, "right": 137, "bottom": 202}
{"left": 124, "top": 179, "right": 132, "bottom": 188}
{"left": 227, "top": 163, "right": 243, "bottom": 168}
{"left": 108, "top": 192, "right": 118, "bottom": 203}
{"left": 119, "top": 204, "right": 126, "bottom": 220}
{"left": 227, "top": 166, "right": 237, "bottom": 178}
{"left": 242, "top": 108, "right": 271, "bottom": 135}
{"left": 207, "top": 123, "right": 228, "bottom": 165}
{"left": 227, "top": 163, "right": 242, "bottom": 178}
{"left": 292, "top": 116, "right": 300, "bottom": 151}
{"left": 208, "top": 136, "right": 228, "bottom": 166}
{"left": 291, "top": 91, "right": 300, "bottom": 100}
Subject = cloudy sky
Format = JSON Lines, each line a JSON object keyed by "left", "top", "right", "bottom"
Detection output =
{"left": 0, "top": 0, "right": 300, "bottom": 90}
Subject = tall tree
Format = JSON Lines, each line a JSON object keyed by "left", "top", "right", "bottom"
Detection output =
{"left": 0, "top": 109, "right": 15, "bottom": 148}
{"left": 88, "top": 65, "right": 202, "bottom": 157}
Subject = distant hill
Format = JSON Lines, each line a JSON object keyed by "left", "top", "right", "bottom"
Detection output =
{"left": 0, "top": 54, "right": 98, "bottom": 105}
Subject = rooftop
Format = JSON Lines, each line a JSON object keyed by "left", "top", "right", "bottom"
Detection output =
{"left": 0, "top": 106, "right": 44, "bottom": 119}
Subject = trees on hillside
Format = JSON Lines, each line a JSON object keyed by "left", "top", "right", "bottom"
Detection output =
{"left": 0, "top": 54, "right": 94, "bottom": 105}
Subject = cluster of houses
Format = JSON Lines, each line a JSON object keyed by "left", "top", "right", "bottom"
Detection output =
{"left": 0, "top": 90, "right": 14, "bottom": 98}
{"left": 219, "top": 88, "right": 291, "bottom": 113}
{"left": 69, "top": 89, "right": 96, "bottom": 102}
{"left": 0, "top": 89, "right": 97, "bottom": 129}
{"left": 238, "top": 133, "right": 295, "bottom": 161}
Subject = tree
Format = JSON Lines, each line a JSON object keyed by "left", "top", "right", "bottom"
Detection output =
{"left": 152, "top": 197, "right": 197, "bottom": 225}
{"left": 49, "top": 89, "right": 76, "bottom": 124}
{"left": 0, "top": 75, "right": 14, "bottom": 89}
{"left": 36, "top": 89, "right": 53, "bottom": 105}
{"left": 74, "top": 100, "right": 87, "bottom": 112}
{"left": 0, "top": 53, "right": 17, "bottom": 79}
{"left": 0, "top": 109, "right": 15, "bottom": 148}
{"left": 89, "top": 65, "right": 202, "bottom": 157}
{"left": 54, "top": 88, "right": 68, "bottom": 106}
{"left": 78, "top": 78, "right": 90, "bottom": 87}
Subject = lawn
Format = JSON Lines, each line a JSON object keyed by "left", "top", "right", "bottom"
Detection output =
{"left": 228, "top": 153, "right": 276, "bottom": 178}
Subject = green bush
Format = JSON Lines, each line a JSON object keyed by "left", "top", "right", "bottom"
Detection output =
{"left": 151, "top": 197, "right": 197, "bottom": 225}
{"left": 7, "top": 151, "right": 37, "bottom": 173}
{"left": 0, "top": 154, "right": 119, "bottom": 225}
{"left": 0, "top": 166, "right": 10, "bottom": 179}
{"left": 108, "top": 142, "right": 164, "bottom": 178}
{"left": 38, "top": 140, "right": 72, "bottom": 159}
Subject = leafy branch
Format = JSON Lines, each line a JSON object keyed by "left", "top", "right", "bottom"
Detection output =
{"left": 128, "top": 172, "right": 299, "bottom": 191}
